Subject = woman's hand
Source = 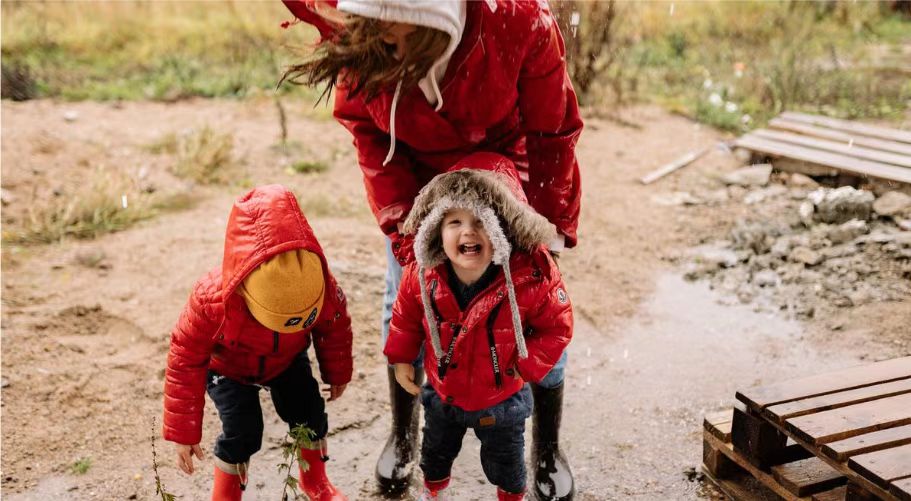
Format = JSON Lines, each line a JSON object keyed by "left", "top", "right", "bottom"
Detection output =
{"left": 393, "top": 363, "right": 421, "bottom": 395}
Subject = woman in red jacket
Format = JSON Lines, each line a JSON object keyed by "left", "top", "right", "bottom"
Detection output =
{"left": 281, "top": 2, "right": 581, "bottom": 498}
{"left": 385, "top": 152, "right": 572, "bottom": 500}
{"left": 162, "top": 185, "right": 353, "bottom": 500}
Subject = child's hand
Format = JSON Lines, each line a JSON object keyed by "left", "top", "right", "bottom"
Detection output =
{"left": 323, "top": 384, "right": 347, "bottom": 401}
{"left": 176, "top": 443, "right": 204, "bottom": 474}
{"left": 394, "top": 363, "right": 421, "bottom": 395}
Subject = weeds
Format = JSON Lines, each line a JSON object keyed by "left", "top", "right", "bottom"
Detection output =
{"left": 6, "top": 169, "right": 155, "bottom": 244}
{"left": 71, "top": 457, "right": 92, "bottom": 475}
{"left": 289, "top": 161, "right": 328, "bottom": 175}
{"left": 170, "top": 127, "right": 235, "bottom": 185}
{"left": 151, "top": 417, "right": 176, "bottom": 501}
{"left": 278, "top": 424, "right": 317, "bottom": 501}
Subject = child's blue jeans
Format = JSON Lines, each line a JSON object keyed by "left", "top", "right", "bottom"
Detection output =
{"left": 419, "top": 384, "right": 533, "bottom": 494}
{"left": 206, "top": 350, "right": 327, "bottom": 464}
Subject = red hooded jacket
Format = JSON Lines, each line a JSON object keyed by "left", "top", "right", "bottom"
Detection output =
{"left": 284, "top": 0, "right": 583, "bottom": 248}
{"left": 162, "top": 185, "right": 354, "bottom": 445}
{"left": 383, "top": 153, "right": 573, "bottom": 412}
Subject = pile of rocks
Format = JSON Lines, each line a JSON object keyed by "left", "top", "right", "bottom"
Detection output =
{"left": 682, "top": 166, "right": 911, "bottom": 319}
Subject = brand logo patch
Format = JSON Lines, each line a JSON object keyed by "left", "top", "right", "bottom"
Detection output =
{"left": 302, "top": 307, "right": 319, "bottom": 329}
{"left": 556, "top": 288, "right": 568, "bottom": 304}
{"left": 284, "top": 317, "right": 302, "bottom": 327}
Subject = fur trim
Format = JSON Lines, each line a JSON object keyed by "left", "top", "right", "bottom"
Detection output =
{"left": 404, "top": 169, "right": 555, "bottom": 254}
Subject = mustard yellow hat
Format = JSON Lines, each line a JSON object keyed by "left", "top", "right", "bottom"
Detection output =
{"left": 239, "top": 249, "right": 325, "bottom": 333}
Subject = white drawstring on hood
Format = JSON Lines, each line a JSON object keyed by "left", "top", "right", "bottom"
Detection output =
{"left": 336, "top": 0, "right": 467, "bottom": 165}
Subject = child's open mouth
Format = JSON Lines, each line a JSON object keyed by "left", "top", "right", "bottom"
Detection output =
{"left": 459, "top": 243, "right": 482, "bottom": 255}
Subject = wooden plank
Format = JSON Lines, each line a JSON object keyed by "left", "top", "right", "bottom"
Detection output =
{"left": 702, "top": 467, "right": 795, "bottom": 501}
{"left": 848, "top": 444, "right": 911, "bottom": 488}
{"left": 779, "top": 112, "right": 911, "bottom": 144}
{"left": 772, "top": 457, "right": 846, "bottom": 496}
{"left": 704, "top": 430, "right": 808, "bottom": 500}
{"left": 890, "top": 477, "right": 911, "bottom": 501}
{"left": 765, "top": 378, "right": 911, "bottom": 422}
{"left": 769, "top": 118, "right": 911, "bottom": 156}
{"left": 811, "top": 485, "right": 847, "bottom": 501}
{"left": 733, "top": 404, "right": 788, "bottom": 469}
{"left": 823, "top": 424, "right": 911, "bottom": 462}
{"left": 786, "top": 393, "right": 911, "bottom": 445}
{"left": 639, "top": 146, "right": 711, "bottom": 184}
{"left": 736, "top": 357, "right": 911, "bottom": 412}
{"left": 704, "top": 438, "right": 740, "bottom": 478}
{"left": 752, "top": 129, "right": 911, "bottom": 169}
{"left": 774, "top": 158, "right": 841, "bottom": 177}
{"left": 845, "top": 481, "right": 880, "bottom": 500}
{"left": 735, "top": 135, "right": 911, "bottom": 184}
{"left": 705, "top": 409, "right": 734, "bottom": 442}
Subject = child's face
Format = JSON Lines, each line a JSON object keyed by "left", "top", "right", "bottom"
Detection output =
{"left": 379, "top": 22, "right": 417, "bottom": 60}
{"left": 441, "top": 208, "right": 494, "bottom": 277}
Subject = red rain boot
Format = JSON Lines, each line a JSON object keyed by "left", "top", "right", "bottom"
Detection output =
{"left": 298, "top": 443, "right": 347, "bottom": 501}
{"left": 497, "top": 488, "right": 525, "bottom": 501}
{"left": 211, "top": 465, "right": 244, "bottom": 501}
{"left": 418, "top": 477, "right": 451, "bottom": 500}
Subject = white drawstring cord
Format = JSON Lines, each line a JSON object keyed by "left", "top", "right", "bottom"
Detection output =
{"left": 383, "top": 80, "right": 404, "bottom": 166}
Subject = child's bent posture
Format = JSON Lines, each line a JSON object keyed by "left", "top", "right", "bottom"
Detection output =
{"left": 384, "top": 153, "right": 573, "bottom": 500}
{"left": 162, "top": 185, "right": 352, "bottom": 501}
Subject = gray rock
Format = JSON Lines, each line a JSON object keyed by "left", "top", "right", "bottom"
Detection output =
{"left": 770, "top": 237, "right": 792, "bottom": 258}
{"left": 789, "top": 188, "right": 808, "bottom": 200}
{"left": 789, "top": 246, "right": 823, "bottom": 266}
{"left": 821, "top": 243, "right": 860, "bottom": 259}
{"left": 721, "top": 164, "right": 773, "bottom": 187}
{"left": 0, "top": 188, "right": 14, "bottom": 207}
{"left": 814, "top": 186, "right": 875, "bottom": 224}
{"left": 63, "top": 110, "right": 79, "bottom": 122}
{"left": 798, "top": 201, "right": 815, "bottom": 226}
{"left": 733, "top": 148, "right": 753, "bottom": 164}
{"left": 651, "top": 191, "right": 704, "bottom": 206}
{"left": 744, "top": 185, "right": 788, "bottom": 205}
{"left": 689, "top": 245, "right": 741, "bottom": 268}
{"left": 788, "top": 173, "right": 819, "bottom": 188}
{"left": 898, "top": 219, "right": 911, "bottom": 232}
{"left": 827, "top": 219, "right": 869, "bottom": 244}
{"left": 872, "top": 191, "right": 911, "bottom": 217}
{"left": 754, "top": 270, "right": 780, "bottom": 287}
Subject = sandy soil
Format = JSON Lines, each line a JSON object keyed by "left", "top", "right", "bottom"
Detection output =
{"left": 1, "top": 99, "right": 907, "bottom": 500}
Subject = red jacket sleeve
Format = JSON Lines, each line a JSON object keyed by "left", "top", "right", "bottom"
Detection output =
{"left": 383, "top": 264, "right": 426, "bottom": 364}
{"left": 162, "top": 277, "right": 218, "bottom": 445}
{"left": 517, "top": 260, "right": 574, "bottom": 383}
{"left": 333, "top": 87, "right": 420, "bottom": 236}
{"left": 517, "top": 5, "right": 583, "bottom": 247}
{"left": 310, "top": 272, "right": 354, "bottom": 385}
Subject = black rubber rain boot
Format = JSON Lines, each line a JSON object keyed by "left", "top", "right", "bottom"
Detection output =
{"left": 531, "top": 382, "right": 574, "bottom": 501}
{"left": 375, "top": 366, "right": 423, "bottom": 497}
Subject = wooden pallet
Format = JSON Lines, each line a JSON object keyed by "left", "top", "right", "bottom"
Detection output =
{"left": 703, "top": 357, "right": 911, "bottom": 500}
{"left": 734, "top": 112, "right": 911, "bottom": 184}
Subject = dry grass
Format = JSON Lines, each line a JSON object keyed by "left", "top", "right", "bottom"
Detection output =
{"left": 169, "top": 127, "right": 236, "bottom": 185}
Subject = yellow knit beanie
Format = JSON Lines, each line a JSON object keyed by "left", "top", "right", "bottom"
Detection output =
{"left": 239, "top": 249, "right": 325, "bottom": 333}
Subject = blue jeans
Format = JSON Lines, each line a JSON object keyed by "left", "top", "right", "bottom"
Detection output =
{"left": 420, "top": 384, "right": 533, "bottom": 493}
{"left": 381, "top": 238, "right": 568, "bottom": 386}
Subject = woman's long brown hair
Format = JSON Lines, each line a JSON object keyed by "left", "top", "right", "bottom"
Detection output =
{"left": 281, "top": 16, "right": 450, "bottom": 103}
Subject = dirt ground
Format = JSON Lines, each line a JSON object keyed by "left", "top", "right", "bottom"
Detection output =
{"left": 1, "top": 99, "right": 908, "bottom": 500}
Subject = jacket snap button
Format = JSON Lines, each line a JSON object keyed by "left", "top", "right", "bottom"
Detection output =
{"left": 445, "top": 396, "right": 454, "bottom": 403}
{"left": 393, "top": 242, "right": 400, "bottom": 250}
{"left": 506, "top": 368, "right": 515, "bottom": 376}
{"left": 532, "top": 269, "right": 541, "bottom": 278}
{"left": 450, "top": 363, "right": 458, "bottom": 369}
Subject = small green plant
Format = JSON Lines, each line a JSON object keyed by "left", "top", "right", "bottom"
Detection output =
{"left": 278, "top": 424, "right": 318, "bottom": 501}
{"left": 71, "top": 457, "right": 92, "bottom": 475}
{"left": 289, "top": 160, "right": 329, "bottom": 175}
{"left": 171, "top": 126, "right": 235, "bottom": 185}
{"left": 151, "top": 417, "right": 176, "bottom": 501}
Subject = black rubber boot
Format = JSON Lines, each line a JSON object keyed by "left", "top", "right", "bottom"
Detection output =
{"left": 531, "top": 382, "right": 574, "bottom": 501}
{"left": 375, "top": 366, "right": 423, "bottom": 497}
